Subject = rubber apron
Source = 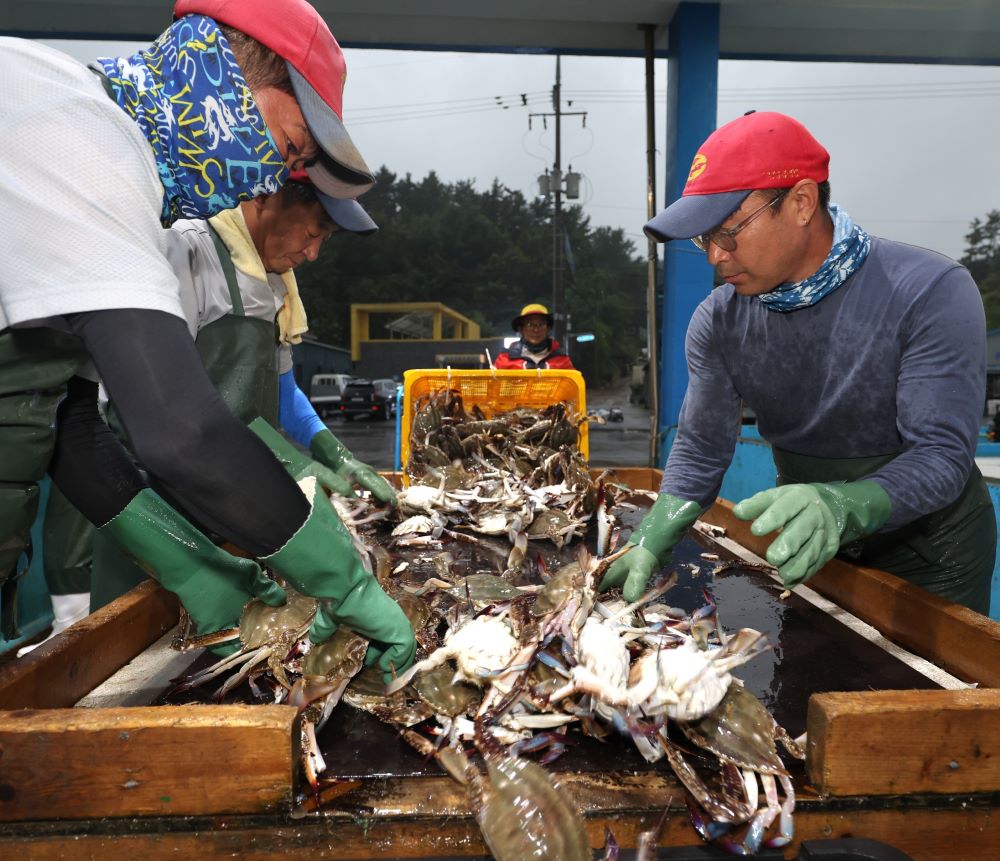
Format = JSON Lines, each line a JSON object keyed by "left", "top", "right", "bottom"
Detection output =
{"left": 195, "top": 227, "right": 280, "bottom": 425}
{"left": 772, "top": 448, "right": 995, "bottom": 614}
{"left": 92, "top": 232, "right": 281, "bottom": 611}
{"left": 0, "top": 328, "right": 89, "bottom": 636}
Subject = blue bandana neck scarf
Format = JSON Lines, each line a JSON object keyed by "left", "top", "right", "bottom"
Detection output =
{"left": 96, "top": 15, "right": 287, "bottom": 225}
{"left": 758, "top": 204, "right": 871, "bottom": 312}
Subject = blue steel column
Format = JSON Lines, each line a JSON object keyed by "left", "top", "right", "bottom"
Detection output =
{"left": 658, "top": 3, "right": 720, "bottom": 465}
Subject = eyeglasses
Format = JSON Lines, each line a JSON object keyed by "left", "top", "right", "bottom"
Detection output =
{"left": 692, "top": 190, "right": 788, "bottom": 253}
{"left": 521, "top": 319, "right": 549, "bottom": 330}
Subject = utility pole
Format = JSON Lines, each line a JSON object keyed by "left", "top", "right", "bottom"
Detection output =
{"left": 642, "top": 24, "right": 660, "bottom": 468}
{"left": 529, "top": 56, "right": 585, "bottom": 339}
{"left": 552, "top": 55, "right": 563, "bottom": 335}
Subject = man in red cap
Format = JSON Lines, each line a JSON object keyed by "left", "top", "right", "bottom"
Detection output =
{"left": 495, "top": 303, "right": 574, "bottom": 370}
{"left": 602, "top": 111, "right": 994, "bottom": 615}
{"left": 0, "top": 1, "right": 415, "bottom": 678}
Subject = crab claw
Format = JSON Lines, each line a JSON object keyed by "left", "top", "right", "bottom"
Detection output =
{"left": 686, "top": 794, "right": 733, "bottom": 845}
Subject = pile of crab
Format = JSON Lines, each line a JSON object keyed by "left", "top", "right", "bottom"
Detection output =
{"left": 167, "top": 392, "right": 805, "bottom": 858}
{"left": 394, "top": 388, "right": 623, "bottom": 568}
{"left": 173, "top": 518, "right": 803, "bottom": 857}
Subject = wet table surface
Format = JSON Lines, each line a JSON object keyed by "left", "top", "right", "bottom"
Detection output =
{"left": 162, "top": 512, "right": 939, "bottom": 782}
{"left": 312, "top": 531, "right": 937, "bottom": 780}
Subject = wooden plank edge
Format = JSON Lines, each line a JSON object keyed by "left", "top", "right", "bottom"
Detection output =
{"left": 0, "top": 704, "right": 297, "bottom": 821}
{"left": 0, "top": 581, "right": 178, "bottom": 710}
{"left": 589, "top": 466, "right": 662, "bottom": 491}
{"left": 701, "top": 499, "right": 1000, "bottom": 687}
{"left": 3, "top": 799, "right": 1000, "bottom": 861}
{"left": 807, "top": 689, "right": 1000, "bottom": 797}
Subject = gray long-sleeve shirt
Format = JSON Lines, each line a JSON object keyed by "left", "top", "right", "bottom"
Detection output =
{"left": 661, "top": 237, "right": 986, "bottom": 531}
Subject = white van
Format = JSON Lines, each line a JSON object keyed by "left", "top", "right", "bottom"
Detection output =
{"left": 309, "top": 373, "right": 353, "bottom": 417}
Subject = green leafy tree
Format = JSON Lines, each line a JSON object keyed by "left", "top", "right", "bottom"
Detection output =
{"left": 961, "top": 210, "right": 1000, "bottom": 329}
{"left": 295, "top": 168, "right": 646, "bottom": 386}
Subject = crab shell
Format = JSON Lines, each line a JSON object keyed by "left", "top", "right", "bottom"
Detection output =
{"left": 478, "top": 755, "right": 592, "bottom": 861}
{"left": 302, "top": 626, "right": 368, "bottom": 679}
{"left": 577, "top": 617, "right": 630, "bottom": 691}
{"left": 238, "top": 589, "right": 317, "bottom": 649}
{"left": 677, "top": 683, "right": 788, "bottom": 776}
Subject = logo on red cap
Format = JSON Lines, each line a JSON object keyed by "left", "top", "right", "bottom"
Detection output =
{"left": 688, "top": 154, "right": 707, "bottom": 182}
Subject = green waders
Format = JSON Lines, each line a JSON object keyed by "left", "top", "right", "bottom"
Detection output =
{"left": 43, "top": 483, "right": 94, "bottom": 595}
{"left": 772, "top": 448, "right": 996, "bottom": 614}
{"left": 91, "top": 231, "right": 280, "bottom": 611}
{"left": 0, "top": 328, "right": 89, "bottom": 637}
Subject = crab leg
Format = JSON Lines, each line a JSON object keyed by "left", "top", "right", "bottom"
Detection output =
{"left": 215, "top": 647, "right": 273, "bottom": 701}
{"left": 171, "top": 645, "right": 267, "bottom": 693}
{"left": 762, "top": 774, "right": 796, "bottom": 850}
{"left": 302, "top": 720, "right": 327, "bottom": 786}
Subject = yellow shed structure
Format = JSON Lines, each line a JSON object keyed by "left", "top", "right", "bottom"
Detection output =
{"left": 349, "top": 302, "right": 481, "bottom": 362}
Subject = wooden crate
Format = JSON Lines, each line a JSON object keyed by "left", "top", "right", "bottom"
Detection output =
{"left": 2, "top": 481, "right": 1000, "bottom": 860}
{"left": 700, "top": 501, "right": 1000, "bottom": 798}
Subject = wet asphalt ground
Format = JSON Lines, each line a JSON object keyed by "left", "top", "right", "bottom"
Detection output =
{"left": 324, "top": 381, "right": 656, "bottom": 470}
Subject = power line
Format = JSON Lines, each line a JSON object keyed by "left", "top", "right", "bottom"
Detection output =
{"left": 346, "top": 76, "right": 1000, "bottom": 128}
{"left": 565, "top": 78, "right": 1000, "bottom": 96}
{"left": 350, "top": 104, "right": 521, "bottom": 126}
{"left": 349, "top": 91, "right": 548, "bottom": 114}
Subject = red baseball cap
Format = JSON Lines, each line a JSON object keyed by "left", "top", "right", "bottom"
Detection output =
{"left": 174, "top": 0, "right": 374, "bottom": 199}
{"left": 287, "top": 170, "right": 378, "bottom": 235}
{"left": 644, "top": 111, "right": 829, "bottom": 242}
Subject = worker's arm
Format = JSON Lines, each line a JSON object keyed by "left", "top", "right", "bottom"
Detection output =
{"left": 732, "top": 265, "right": 983, "bottom": 587}
{"left": 659, "top": 297, "right": 742, "bottom": 507}
{"left": 275, "top": 372, "right": 395, "bottom": 504}
{"left": 277, "top": 369, "right": 328, "bottom": 447}
{"left": 62, "top": 308, "right": 308, "bottom": 555}
{"left": 52, "top": 312, "right": 415, "bottom": 666}
{"left": 860, "top": 264, "right": 985, "bottom": 529}
{"left": 601, "top": 299, "right": 735, "bottom": 600}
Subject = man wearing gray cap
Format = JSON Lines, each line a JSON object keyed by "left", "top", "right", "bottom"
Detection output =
{"left": 0, "top": 0, "right": 414, "bottom": 678}
{"left": 84, "top": 177, "right": 392, "bottom": 612}
{"left": 601, "top": 111, "right": 993, "bottom": 614}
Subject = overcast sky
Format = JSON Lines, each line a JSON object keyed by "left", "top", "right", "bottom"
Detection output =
{"left": 47, "top": 39, "right": 1000, "bottom": 262}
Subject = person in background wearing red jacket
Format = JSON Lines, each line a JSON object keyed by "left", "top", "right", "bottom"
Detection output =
{"left": 494, "top": 303, "right": 574, "bottom": 370}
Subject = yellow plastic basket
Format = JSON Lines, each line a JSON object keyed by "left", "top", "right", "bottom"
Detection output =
{"left": 400, "top": 368, "right": 588, "bottom": 468}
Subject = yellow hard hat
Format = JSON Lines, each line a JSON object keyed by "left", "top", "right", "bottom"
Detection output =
{"left": 512, "top": 303, "right": 554, "bottom": 331}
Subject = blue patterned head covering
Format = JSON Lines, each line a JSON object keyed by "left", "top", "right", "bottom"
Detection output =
{"left": 96, "top": 15, "right": 287, "bottom": 225}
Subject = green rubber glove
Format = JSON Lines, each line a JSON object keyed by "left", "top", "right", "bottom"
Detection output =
{"left": 263, "top": 478, "right": 415, "bottom": 683}
{"left": 599, "top": 492, "right": 702, "bottom": 602}
{"left": 248, "top": 417, "right": 355, "bottom": 498}
{"left": 99, "top": 489, "right": 286, "bottom": 655}
{"left": 310, "top": 428, "right": 397, "bottom": 506}
{"left": 732, "top": 481, "right": 892, "bottom": 588}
